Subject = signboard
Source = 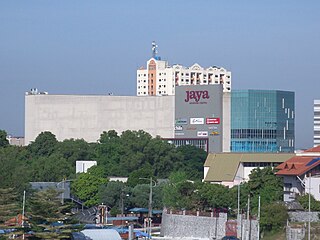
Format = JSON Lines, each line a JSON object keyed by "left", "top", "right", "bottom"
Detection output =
{"left": 175, "top": 132, "right": 185, "bottom": 136}
{"left": 197, "top": 131, "right": 208, "bottom": 137}
{"left": 176, "top": 118, "right": 188, "bottom": 125}
{"left": 175, "top": 126, "right": 183, "bottom": 131}
{"left": 175, "top": 85, "right": 223, "bottom": 153}
{"left": 190, "top": 118, "right": 204, "bottom": 125}
{"left": 209, "top": 131, "right": 220, "bottom": 136}
{"left": 206, "top": 118, "right": 220, "bottom": 124}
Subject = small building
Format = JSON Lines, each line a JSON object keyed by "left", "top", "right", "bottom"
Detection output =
{"left": 276, "top": 146, "right": 320, "bottom": 201}
{"left": 203, "top": 152, "right": 294, "bottom": 187}
{"left": 6, "top": 135, "right": 25, "bottom": 146}
{"left": 76, "top": 160, "right": 97, "bottom": 173}
{"left": 30, "top": 181, "right": 71, "bottom": 200}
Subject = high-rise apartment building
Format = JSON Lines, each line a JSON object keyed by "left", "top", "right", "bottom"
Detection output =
{"left": 231, "top": 90, "right": 295, "bottom": 153}
{"left": 136, "top": 42, "right": 231, "bottom": 96}
{"left": 314, "top": 100, "right": 320, "bottom": 146}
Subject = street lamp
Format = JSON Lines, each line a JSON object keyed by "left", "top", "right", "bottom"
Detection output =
{"left": 56, "top": 179, "right": 73, "bottom": 204}
{"left": 120, "top": 190, "right": 130, "bottom": 217}
{"left": 139, "top": 177, "right": 156, "bottom": 239}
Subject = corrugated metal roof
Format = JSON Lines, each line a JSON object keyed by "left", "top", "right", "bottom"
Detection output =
{"left": 204, "top": 153, "right": 294, "bottom": 182}
{"left": 81, "top": 229, "right": 121, "bottom": 240}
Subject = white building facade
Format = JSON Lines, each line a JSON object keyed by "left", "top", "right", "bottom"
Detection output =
{"left": 314, "top": 100, "right": 320, "bottom": 146}
{"left": 137, "top": 58, "right": 231, "bottom": 97}
{"left": 25, "top": 94, "right": 175, "bottom": 145}
{"left": 276, "top": 146, "right": 320, "bottom": 202}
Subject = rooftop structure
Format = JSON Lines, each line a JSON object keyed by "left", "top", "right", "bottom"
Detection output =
{"left": 137, "top": 42, "right": 231, "bottom": 96}
{"left": 276, "top": 146, "right": 320, "bottom": 201}
{"left": 203, "top": 152, "right": 294, "bottom": 187}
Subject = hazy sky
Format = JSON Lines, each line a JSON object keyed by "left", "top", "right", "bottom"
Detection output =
{"left": 0, "top": 1, "right": 319, "bottom": 149}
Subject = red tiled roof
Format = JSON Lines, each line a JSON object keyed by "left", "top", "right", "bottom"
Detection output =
{"left": 276, "top": 156, "right": 320, "bottom": 176}
{"left": 303, "top": 145, "right": 320, "bottom": 153}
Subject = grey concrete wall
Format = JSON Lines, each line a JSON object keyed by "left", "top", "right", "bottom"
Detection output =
{"left": 286, "top": 226, "right": 305, "bottom": 240}
{"left": 25, "top": 95, "right": 175, "bottom": 144}
{"left": 160, "top": 212, "right": 227, "bottom": 239}
{"left": 222, "top": 92, "right": 231, "bottom": 152}
{"left": 289, "top": 212, "right": 320, "bottom": 222}
{"left": 240, "top": 219, "right": 259, "bottom": 240}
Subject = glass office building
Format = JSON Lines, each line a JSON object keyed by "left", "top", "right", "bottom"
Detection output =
{"left": 231, "top": 90, "right": 294, "bottom": 152}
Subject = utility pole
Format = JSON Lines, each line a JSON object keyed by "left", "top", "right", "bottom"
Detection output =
{"left": 22, "top": 190, "right": 26, "bottom": 240}
{"left": 148, "top": 177, "right": 153, "bottom": 240}
{"left": 139, "top": 177, "right": 156, "bottom": 240}
{"left": 308, "top": 173, "right": 311, "bottom": 240}
{"left": 237, "top": 182, "right": 241, "bottom": 239}
{"left": 257, "top": 195, "right": 261, "bottom": 240}
{"left": 247, "top": 194, "right": 250, "bottom": 240}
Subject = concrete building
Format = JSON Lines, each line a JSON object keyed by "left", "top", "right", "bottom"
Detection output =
{"left": 203, "top": 152, "right": 294, "bottom": 187}
{"left": 314, "top": 100, "right": 320, "bottom": 146}
{"left": 276, "top": 145, "right": 320, "bottom": 202}
{"left": 137, "top": 43, "right": 231, "bottom": 152}
{"left": 25, "top": 85, "right": 227, "bottom": 152}
{"left": 25, "top": 94, "right": 175, "bottom": 145}
{"left": 231, "top": 90, "right": 295, "bottom": 153}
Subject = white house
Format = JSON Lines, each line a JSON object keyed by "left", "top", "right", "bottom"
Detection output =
{"left": 276, "top": 145, "right": 320, "bottom": 201}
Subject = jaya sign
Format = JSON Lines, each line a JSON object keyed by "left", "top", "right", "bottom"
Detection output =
{"left": 184, "top": 90, "right": 210, "bottom": 103}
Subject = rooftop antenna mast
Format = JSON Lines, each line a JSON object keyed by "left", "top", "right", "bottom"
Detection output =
{"left": 151, "top": 41, "right": 158, "bottom": 59}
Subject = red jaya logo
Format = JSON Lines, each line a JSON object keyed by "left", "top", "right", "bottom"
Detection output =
{"left": 184, "top": 90, "right": 210, "bottom": 103}
{"left": 206, "top": 118, "right": 220, "bottom": 124}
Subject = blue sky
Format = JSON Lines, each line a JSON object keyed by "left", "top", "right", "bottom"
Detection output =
{"left": 0, "top": 1, "right": 319, "bottom": 148}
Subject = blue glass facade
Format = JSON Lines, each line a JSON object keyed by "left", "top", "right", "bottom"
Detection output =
{"left": 231, "top": 90, "right": 295, "bottom": 152}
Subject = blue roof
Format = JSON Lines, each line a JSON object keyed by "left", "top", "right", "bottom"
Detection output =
{"left": 128, "top": 208, "right": 162, "bottom": 214}
{"left": 306, "top": 157, "right": 320, "bottom": 166}
{"left": 107, "top": 216, "right": 138, "bottom": 221}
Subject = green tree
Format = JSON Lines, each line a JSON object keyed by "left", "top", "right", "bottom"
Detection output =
{"left": 28, "top": 131, "right": 58, "bottom": 157}
{"left": 0, "top": 188, "right": 20, "bottom": 224}
{"left": 28, "top": 188, "right": 69, "bottom": 224}
{"left": 98, "top": 181, "right": 127, "bottom": 208}
{"left": 162, "top": 171, "right": 197, "bottom": 209}
{"left": 30, "top": 153, "right": 73, "bottom": 182}
{"left": 127, "top": 165, "right": 153, "bottom": 187}
{"left": 297, "top": 194, "right": 320, "bottom": 211}
{"left": 195, "top": 182, "right": 231, "bottom": 210}
{"left": 56, "top": 138, "right": 94, "bottom": 166}
{"left": 176, "top": 145, "right": 207, "bottom": 180}
{"left": 0, "top": 146, "right": 30, "bottom": 191}
{"left": 0, "top": 130, "right": 9, "bottom": 148}
{"left": 72, "top": 168, "right": 108, "bottom": 206}
{"left": 247, "top": 167, "right": 283, "bottom": 213}
{"left": 260, "top": 202, "right": 288, "bottom": 232}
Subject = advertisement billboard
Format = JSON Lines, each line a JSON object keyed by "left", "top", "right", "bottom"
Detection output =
{"left": 175, "top": 85, "right": 223, "bottom": 152}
